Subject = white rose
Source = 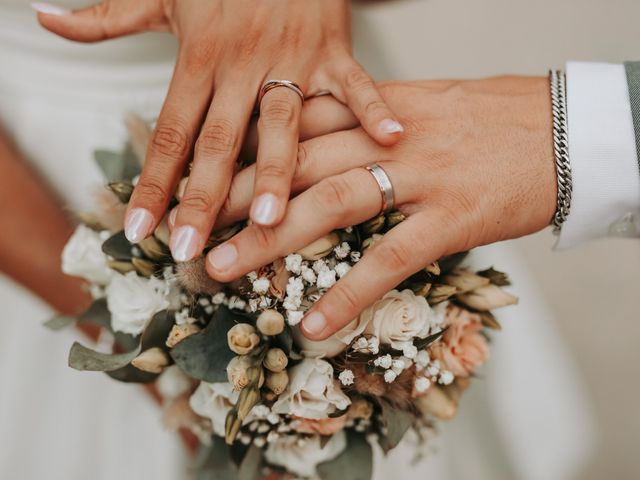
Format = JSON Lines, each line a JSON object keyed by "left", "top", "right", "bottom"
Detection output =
{"left": 62, "top": 225, "right": 112, "bottom": 284}
{"left": 264, "top": 432, "right": 346, "bottom": 478}
{"left": 106, "top": 271, "right": 170, "bottom": 335}
{"left": 272, "top": 359, "right": 350, "bottom": 419}
{"left": 360, "top": 289, "right": 434, "bottom": 350}
{"left": 189, "top": 382, "right": 238, "bottom": 437}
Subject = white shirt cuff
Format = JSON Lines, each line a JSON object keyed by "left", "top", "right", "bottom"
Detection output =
{"left": 555, "top": 62, "right": 640, "bottom": 249}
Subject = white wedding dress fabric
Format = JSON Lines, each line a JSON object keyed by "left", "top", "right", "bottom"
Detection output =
{"left": 0, "top": 1, "right": 594, "bottom": 479}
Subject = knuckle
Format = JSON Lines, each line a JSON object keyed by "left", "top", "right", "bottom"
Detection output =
{"left": 344, "top": 67, "right": 374, "bottom": 92}
{"left": 180, "top": 187, "right": 217, "bottom": 213}
{"left": 364, "top": 99, "right": 388, "bottom": 118}
{"left": 260, "top": 98, "right": 297, "bottom": 128}
{"left": 249, "top": 225, "right": 278, "bottom": 251}
{"left": 328, "top": 283, "right": 361, "bottom": 315}
{"left": 134, "top": 177, "right": 169, "bottom": 203}
{"left": 257, "top": 162, "right": 290, "bottom": 180}
{"left": 373, "top": 241, "right": 412, "bottom": 272}
{"left": 196, "top": 120, "right": 239, "bottom": 158}
{"left": 312, "top": 177, "right": 354, "bottom": 214}
{"left": 150, "top": 123, "right": 190, "bottom": 159}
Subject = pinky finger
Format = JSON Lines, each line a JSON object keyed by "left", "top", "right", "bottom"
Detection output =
{"left": 300, "top": 213, "right": 449, "bottom": 340}
{"left": 336, "top": 60, "right": 403, "bottom": 146}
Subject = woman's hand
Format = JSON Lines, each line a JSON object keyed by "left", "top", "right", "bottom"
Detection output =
{"left": 34, "top": 0, "right": 402, "bottom": 262}
{"left": 205, "top": 77, "right": 557, "bottom": 340}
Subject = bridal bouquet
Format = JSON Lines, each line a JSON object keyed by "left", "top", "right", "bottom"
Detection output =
{"left": 55, "top": 119, "right": 517, "bottom": 480}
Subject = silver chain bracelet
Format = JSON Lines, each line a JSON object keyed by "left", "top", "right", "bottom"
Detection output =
{"left": 549, "top": 70, "right": 573, "bottom": 233}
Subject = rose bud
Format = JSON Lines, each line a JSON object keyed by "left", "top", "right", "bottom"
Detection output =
{"left": 456, "top": 284, "right": 518, "bottom": 311}
{"left": 227, "top": 323, "right": 261, "bottom": 355}
{"left": 296, "top": 232, "right": 340, "bottom": 260}
{"left": 166, "top": 323, "right": 201, "bottom": 348}
{"left": 265, "top": 370, "right": 289, "bottom": 395}
{"left": 362, "top": 234, "right": 383, "bottom": 250}
{"left": 443, "top": 269, "right": 490, "bottom": 294}
{"left": 263, "top": 348, "right": 288, "bottom": 373}
{"left": 227, "top": 356, "right": 264, "bottom": 391}
{"left": 131, "top": 347, "right": 169, "bottom": 374}
{"left": 256, "top": 309, "right": 285, "bottom": 336}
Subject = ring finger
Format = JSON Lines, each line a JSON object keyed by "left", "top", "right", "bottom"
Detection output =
{"left": 206, "top": 162, "right": 411, "bottom": 282}
{"left": 250, "top": 76, "right": 305, "bottom": 227}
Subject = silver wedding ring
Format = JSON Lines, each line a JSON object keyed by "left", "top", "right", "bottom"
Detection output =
{"left": 258, "top": 79, "right": 305, "bottom": 108}
{"left": 364, "top": 163, "right": 395, "bottom": 214}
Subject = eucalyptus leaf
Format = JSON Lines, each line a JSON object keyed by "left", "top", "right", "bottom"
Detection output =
{"left": 106, "top": 363, "right": 159, "bottom": 383}
{"left": 77, "top": 299, "right": 138, "bottom": 351}
{"left": 102, "top": 230, "right": 134, "bottom": 261}
{"left": 44, "top": 315, "right": 76, "bottom": 331}
{"left": 170, "top": 306, "right": 238, "bottom": 382}
{"left": 120, "top": 143, "right": 142, "bottom": 180}
{"left": 238, "top": 445, "right": 263, "bottom": 480}
{"left": 194, "top": 436, "right": 238, "bottom": 480}
{"left": 68, "top": 342, "right": 142, "bottom": 372}
{"left": 317, "top": 430, "right": 373, "bottom": 480}
{"left": 272, "top": 324, "right": 293, "bottom": 354}
{"left": 378, "top": 401, "right": 414, "bottom": 454}
{"left": 94, "top": 149, "right": 125, "bottom": 183}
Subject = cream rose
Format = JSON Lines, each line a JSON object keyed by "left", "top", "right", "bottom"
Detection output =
{"left": 227, "top": 323, "right": 260, "bottom": 355}
{"left": 106, "top": 271, "right": 171, "bottom": 335}
{"left": 62, "top": 225, "right": 112, "bottom": 284}
{"left": 189, "top": 382, "right": 238, "bottom": 436}
{"left": 291, "top": 315, "right": 370, "bottom": 357}
{"left": 359, "top": 289, "right": 435, "bottom": 350}
{"left": 264, "top": 432, "right": 346, "bottom": 478}
{"left": 272, "top": 359, "right": 351, "bottom": 419}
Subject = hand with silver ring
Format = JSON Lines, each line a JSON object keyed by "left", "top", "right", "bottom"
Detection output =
{"left": 34, "top": 0, "right": 403, "bottom": 261}
{"left": 206, "top": 77, "right": 558, "bottom": 340}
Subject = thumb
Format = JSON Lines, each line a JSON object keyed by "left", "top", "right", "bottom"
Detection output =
{"left": 31, "top": 1, "right": 168, "bottom": 43}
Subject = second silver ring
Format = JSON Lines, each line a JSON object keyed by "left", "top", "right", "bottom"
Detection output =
{"left": 364, "top": 163, "right": 395, "bottom": 214}
{"left": 258, "top": 79, "right": 305, "bottom": 109}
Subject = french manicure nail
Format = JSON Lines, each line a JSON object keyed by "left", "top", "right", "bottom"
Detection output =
{"left": 171, "top": 226, "right": 201, "bottom": 262}
{"left": 31, "top": 2, "right": 70, "bottom": 16}
{"left": 208, "top": 243, "right": 238, "bottom": 272}
{"left": 251, "top": 193, "right": 279, "bottom": 225}
{"left": 124, "top": 208, "right": 154, "bottom": 244}
{"left": 302, "top": 311, "right": 327, "bottom": 336}
{"left": 378, "top": 118, "right": 404, "bottom": 134}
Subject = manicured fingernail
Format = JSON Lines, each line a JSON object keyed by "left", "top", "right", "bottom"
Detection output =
{"left": 124, "top": 208, "right": 154, "bottom": 244}
{"left": 31, "top": 2, "right": 70, "bottom": 15}
{"left": 251, "top": 193, "right": 280, "bottom": 225}
{"left": 208, "top": 243, "right": 238, "bottom": 272}
{"left": 302, "top": 311, "right": 327, "bottom": 336}
{"left": 378, "top": 118, "right": 404, "bottom": 134}
{"left": 171, "top": 226, "right": 201, "bottom": 262}
{"left": 168, "top": 207, "right": 178, "bottom": 229}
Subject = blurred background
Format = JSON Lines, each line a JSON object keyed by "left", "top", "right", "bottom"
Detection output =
{"left": 352, "top": 0, "right": 640, "bottom": 478}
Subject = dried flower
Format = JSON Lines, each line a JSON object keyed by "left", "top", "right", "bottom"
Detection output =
{"left": 296, "top": 233, "right": 340, "bottom": 260}
{"left": 131, "top": 347, "right": 169, "bottom": 374}
{"left": 252, "top": 277, "right": 270, "bottom": 294}
{"left": 227, "top": 356, "right": 264, "bottom": 391}
{"left": 384, "top": 370, "right": 398, "bottom": 383}
{"left": 415, "top": 386, "right": 457, "bottom": 420}
{"left": 263, "top": 348, "right": 288, "bottom": 373}
{"left": 92, "top": 187, "right": 128, "bottom": 233}
{"left": 175, "top": 257, "right": 222, "bottom": 295}
{"left": 456, "top": 284, "right": 518, "bottom": 311}
{"left": 338, "top": 369, "right": 355, "bottom": 386}
{"left": 256, "top": 309, "right": 285, "bottom": 336}
{"left": 166, "top": 323, "right": 201, "bottom": 348}
{"left": 284, "top": 254, "right": 303, "bottom": 274}
{"left": 265, "top": 370, "right": 289, "bottom": 395}
{"left": 287, "top": 310, "right": 304, "bottom": 326}
{"left": 293, "top": 416, "right": 347, "bottom": 436}
{"left": 443, "top": 269, "right": 490, "bottom": 294}
{"left": 362, "top": 234, "right": 383, "bottom": 250}
{"left": 227, "top": 323, "right": 261, "bottom": 355}
{"left": 347, "top": 398, "right": 374, "bottom": 420}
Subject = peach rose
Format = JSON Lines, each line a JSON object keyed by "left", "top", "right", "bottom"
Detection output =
{"left": 430, "top": 306, "right": 489, "bottom": 377}
{"left": 293, "top": 415, "right": 348, "bottom": 436}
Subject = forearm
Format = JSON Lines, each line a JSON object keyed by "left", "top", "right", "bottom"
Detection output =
{"left": 0, "top": 129, "right": 91, "bottom": 315}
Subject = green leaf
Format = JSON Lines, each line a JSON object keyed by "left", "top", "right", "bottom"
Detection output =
{"left": 102, "top": 230, "right": 134, "bottom": 261}
{"left": 106, "top": 364, "right": 159, "bottom": 383}
{"left": 193, "top": 436, "right": 238, "bottom": 480}
{"left": 272, "top": 324, "right": 293, "bottom": 354}
{"left": 378, "top": 401, "right": 414, "bottom": 454}
{"left": 44, "top": 315, "right": 76, "bottom": 331}
{"left": 78, "top": 299, "right": 138, "bottom": 351}
{"left": 317, "top": 430, "right": 373, "bottom": 480}
{"left": 68, "top": 310, "right": 175, "bottom": 374}
{"left": 238, "top": 445, "right": 263, "bottom": 480}
{"left": 68, "top": 342, "right": 142, "bottom": 372}
{"left": 94, "top": 146, "right": 140, "bottom": 183}
{"left": 120, "top": 144, "right": 142, "bottom": 181}
{"left": 170, "top": 306, "right": 238, "bottom": 382}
